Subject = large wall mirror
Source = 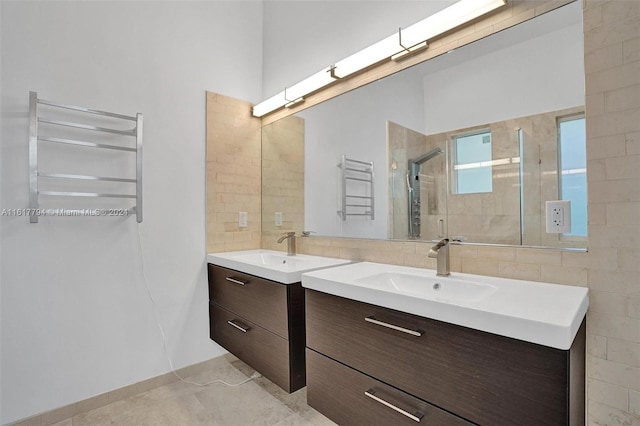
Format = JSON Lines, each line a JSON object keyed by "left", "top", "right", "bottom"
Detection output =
{"left": 262, "top": 1, "right": 587, "bottom": 250}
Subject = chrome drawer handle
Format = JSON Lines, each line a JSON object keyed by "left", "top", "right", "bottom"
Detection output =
{"left": 227, "top": 320, "right": 249, "bottom": 333}
{"left": 225, "top": 276, "right": 248, "bottom": 286}
{"left": 365, "top": 316, "right": 424, "bottom": 337}
{"left": 364, "top": 390, "right": 424, "bottom": 422}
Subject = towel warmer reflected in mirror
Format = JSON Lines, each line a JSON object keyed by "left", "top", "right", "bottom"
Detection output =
{"left": 337, "top": 155, "right": 374, "bottom": 221}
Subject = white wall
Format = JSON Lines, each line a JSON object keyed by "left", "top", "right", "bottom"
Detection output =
{"left": 261, "top": 0, "right": 456, "bottom": 98}
{"left": 300, "top": 70, "right": 425, "bottom": 239}
{"left": 423, "top": 18, "right": 584, "bottom": 134}
{"left": 0, "top": 1, "right": 263, "bottom": 424}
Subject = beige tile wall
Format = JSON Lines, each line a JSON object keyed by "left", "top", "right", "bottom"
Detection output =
{"left": 206, "top": 92, "right": 262, "bottom": 253}
{"left": 261, "top": 115, "right": 305, "bottom": 249}
{"left": 583, "top": 1, "right": 640, "bottom": 424}
{"left": 295, "top": 236, "right": 592, "bottom": 285}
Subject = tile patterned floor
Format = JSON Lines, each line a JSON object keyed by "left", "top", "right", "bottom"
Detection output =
{"left": 50, "top": 355, "right": 336, "bottom": 426}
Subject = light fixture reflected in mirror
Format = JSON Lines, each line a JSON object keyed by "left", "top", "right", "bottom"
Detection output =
{"left": 252, "top": 0, "right": 507, "bottom": 117}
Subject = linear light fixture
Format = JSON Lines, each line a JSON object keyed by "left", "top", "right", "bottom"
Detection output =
{"left": 253, "top": 66, "right": 338, "bottom": 117}
{"left": 252, "top": 0, "right": 506, "bottom": 117}
{"left": 286, "top": 66, "right": 338, "bottom": 101}
{"left": 284, "top": 97, "right": 304, "bottom": 108}
{"left": 391, "top": 41, "right": 429, "bottom": 61}
{"left": 330, "top": 33, "right": 403, "bottom": 79}
{"left": 400, "top": 0, "right": 506, "bottom": 50}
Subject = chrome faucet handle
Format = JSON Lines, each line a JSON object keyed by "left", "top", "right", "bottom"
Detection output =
{"left": 301, "top": 231, "right": 316, "bottom": 237}
{"left": 277, "top": 232, "right": 296, "bottom": 243}
{"left": 432, "top": 238, "right": 449, "bottom": 249}
{"left": 428, "top": 238, "right": 447, "bottom": 257}
{"left": 277, "top": 232, "right": 297, "bottom": 256}
{"left": 428, "top": 238, "right": 450, "bottom": 277}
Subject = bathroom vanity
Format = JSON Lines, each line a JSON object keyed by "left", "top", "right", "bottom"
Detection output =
{"left": 207, "top": 249, "right": 350, "bottom": 393}
{"left": 208, "top": 263, "right": 305, "bottom": 392}
{"left": 302, "top": 262, "right": 588, "bottom": 426}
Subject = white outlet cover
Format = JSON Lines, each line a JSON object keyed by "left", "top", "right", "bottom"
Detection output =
{"left": 545, "top": 200, "right": 571, "bottom": 233}
{"left": 239, "top": 211, "right": 248, "bottom": 228}
{"left": 275, "top": 212, "right": 283, "bottom": 226}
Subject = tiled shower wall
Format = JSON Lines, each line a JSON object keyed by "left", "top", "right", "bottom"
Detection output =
{"left": 388, "top": 121, "right": 447, "bottom": 241}
{"left": 405, "top": 106, "right": 586, "bottom": 248}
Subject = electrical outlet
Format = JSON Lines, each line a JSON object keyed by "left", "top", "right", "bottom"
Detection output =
{"left": 275, "top": 212, "right": 283, "bottom": 227}
{"left": 238, "top": 212, "right": 248, "bottom": 228}
{"left": 545, "top": 201, "right": 571, "bottom": 233}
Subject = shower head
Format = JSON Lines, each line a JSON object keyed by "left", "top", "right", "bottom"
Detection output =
{"left": 406, "top": 147, "right": 443, "bottom": 239}
{"left": 409, "top": 147, "right": 443, "bottom": 166}
{"left": 408, "top": 147, "right": 443, "bottom": 181}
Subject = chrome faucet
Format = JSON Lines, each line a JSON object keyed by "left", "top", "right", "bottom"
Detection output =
{"left": 277, "top": 232, "right": 296, "bottom": 256}
{"left": 428, "top": 238, "right": 450, "bottom": 277}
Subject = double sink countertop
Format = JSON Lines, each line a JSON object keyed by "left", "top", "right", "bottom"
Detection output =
{"left": 207, "top": 249, "right": 589, "bottom": 350}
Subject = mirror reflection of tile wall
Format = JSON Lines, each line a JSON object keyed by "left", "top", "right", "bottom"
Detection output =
{"left": 388, "top": 106, "right": 586, "bottom": 249}
{"left": 261, "top": 115, "right": 305, "bottom": 250}
{"left": 388, "top": 121, "right": 447, "bottom": 241}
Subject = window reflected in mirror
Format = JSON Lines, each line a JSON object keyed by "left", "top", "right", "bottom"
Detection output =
{"left": 558, "top": 115, "right": 587, "bottom": 238}
{"left": 451, "top": 130, "right": 493, "bottom": 195}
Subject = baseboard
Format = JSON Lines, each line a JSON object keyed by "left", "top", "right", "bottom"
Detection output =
{"left": 8, "top": 354, "right": 234, "bottom": 426}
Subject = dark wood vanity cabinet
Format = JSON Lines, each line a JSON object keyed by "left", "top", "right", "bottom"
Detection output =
{"left": 207, "top": 264, "right": 305, "bottom": 393}
{"left": 305, "top": 289, "right": 586, "bottom": 426}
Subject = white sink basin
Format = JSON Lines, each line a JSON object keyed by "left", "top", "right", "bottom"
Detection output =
{"left": 355, "top": 272, "right": 497, "bottom": 303}
{"left": 302, "top": 262, "right": 588, "bottom": 350}
{"left": 207, "top": 249, "right": 351, "bottom": 284}
{"left": 233, "top": 252, "right": 304, "bottom": 268}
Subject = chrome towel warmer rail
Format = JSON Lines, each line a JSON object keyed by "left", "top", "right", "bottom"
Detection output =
{"left": 28, "top": 91, "right": 143, "bottom": 223}
{"left": 337, "top": 155, "right": 374, "bottom": 221}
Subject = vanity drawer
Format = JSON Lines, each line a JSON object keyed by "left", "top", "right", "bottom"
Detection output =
{"left": 307, "top": 348, "right": 473, "bottom": 426}
{"left": 209, "top": 302, "right": 292, "bottom": 392}
{"left": 306, "top": 289, "right": 583, "bottom": 426}
{"left": 208, "top": 264, "right": 288, "bottom": 338}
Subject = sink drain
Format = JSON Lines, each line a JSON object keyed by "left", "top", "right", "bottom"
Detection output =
{"left": 433, "top": 283, "right": 441, "bottom": 290}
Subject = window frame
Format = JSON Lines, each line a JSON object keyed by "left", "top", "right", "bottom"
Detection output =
{"left": 450, "top": 128, "right": 493, "bottom": 195}
{"left": 556, "top": 112, "right": 587, "bottom": 241}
